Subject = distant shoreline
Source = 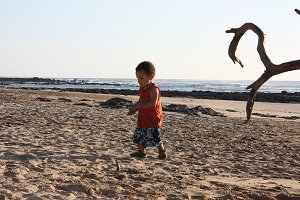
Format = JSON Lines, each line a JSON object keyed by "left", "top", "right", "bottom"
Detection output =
{"left": 1, "top": 77, "right": 299, "bottom": 103}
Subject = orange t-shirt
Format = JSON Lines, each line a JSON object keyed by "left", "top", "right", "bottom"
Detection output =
{"left": 138, "top": 84, "right": 163, "bottom": 128}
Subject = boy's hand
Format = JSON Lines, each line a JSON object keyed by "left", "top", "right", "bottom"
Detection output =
{"left": 127, "top": 107, "right": 137, "bottom": 115}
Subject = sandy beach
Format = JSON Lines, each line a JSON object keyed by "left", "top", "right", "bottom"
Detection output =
{"left": 0, "top": 88, "right": 299, "bottom": 199}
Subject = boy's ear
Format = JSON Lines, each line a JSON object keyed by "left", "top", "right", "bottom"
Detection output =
{"left": 150, "top": 74, "right": 155, "bottom": 80}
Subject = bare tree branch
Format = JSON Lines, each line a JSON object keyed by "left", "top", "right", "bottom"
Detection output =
{"left": 226, "top": 22, "right": 300, "bottom": 121}
{"left": 225, "top": 23, "right": 275, "bottom": 69}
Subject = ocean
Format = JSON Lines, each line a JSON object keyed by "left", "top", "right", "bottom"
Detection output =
{"left": 6, "top": 78, "right": 300, "bottom": 93}
{"left": 7, "top": 78, "right": 300, "bottom": 93}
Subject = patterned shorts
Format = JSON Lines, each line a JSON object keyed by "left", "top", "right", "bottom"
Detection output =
{"left": 133, "top": 127, "right": 163, "bottom": 147}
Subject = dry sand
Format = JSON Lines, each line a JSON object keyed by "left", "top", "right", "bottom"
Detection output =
{"left": 0, "top": 88, "right": 299, "bottom": 199}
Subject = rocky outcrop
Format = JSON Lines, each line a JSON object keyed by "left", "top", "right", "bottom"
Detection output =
{"left": 100, "top": 97, "right": 133, "bottom": 109}
{"left": 163, "top": 104, "right": 225, "bottom": 117}
{"left": 60, "top": 89, "right": 299, "bottom": 103}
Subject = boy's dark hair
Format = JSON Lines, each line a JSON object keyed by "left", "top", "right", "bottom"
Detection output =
{"left": 136, "top": 61, "right": 155, "bottom": 77}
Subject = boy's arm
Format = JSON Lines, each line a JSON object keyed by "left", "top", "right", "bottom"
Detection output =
{"left": 127, "top": 88, "right": 159, "bottom": 115}
{"left": 135, "top": 87, "right": 159, "bottom": 109}
{"left": 127, "top": 97, "right": 141, "bottom": 115}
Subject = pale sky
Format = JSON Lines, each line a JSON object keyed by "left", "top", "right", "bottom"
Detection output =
{"left": 1, "top": 0, "right": 300, "bottom": 81}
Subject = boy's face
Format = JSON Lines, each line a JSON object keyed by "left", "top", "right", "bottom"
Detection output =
{"left": 136, "top": 70, "right": 153, "bottom": 87}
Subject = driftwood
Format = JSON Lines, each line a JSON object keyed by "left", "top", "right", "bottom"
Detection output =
{"left": 226, "top": 22, "right": 300, "bottom": 121}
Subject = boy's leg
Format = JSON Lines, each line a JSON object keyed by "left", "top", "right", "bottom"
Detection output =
{"left": 130, "top": 143, "right": 147, "bottom": 158}
{"left": 157, "top": 143, "right": 167, "bottom": 159}
{"left": 137, "top": 143, "right": 145, "bottom": 153}
{"left": 157, "top": 143, "right": 164, "bottom": 152}
{"left": 131, "top": 128, "right": 147, "bottom": 158}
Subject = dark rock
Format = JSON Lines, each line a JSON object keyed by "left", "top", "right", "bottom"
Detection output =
{"left": 100, "top": 97, "right": 133, "bottom": 109}
{"left": 59, "top": 88, "right": 139, "bottom": 96}
{"left": 275, "top": 193, "right": 300, "bottom": 200}
{"left": 74, "top": 102, "right": 93, "bottom": 107}
{"left": 163, "top": 104, "right": 225, "bottom": 117}
{"left": 252, "top": 113, "right": 277, "bottom": 118}
{"left": 226, "top": 109, "right": 238, "bottom": 112}
{"left": 280, "top": 116, "right": 300, "bottom": 120}
{"left": 80, "top": 99, "right": 92, "bottom": 101}
{"left": 201, "top": 107, "right": 225, "bottom": 116}
{"left": 163, "top": 104, "right": 190, "bottom": 114}
{"left": 36, "top": 97, "right": 51, "bottom": 102}
{"left": 0, "top": 77, "right": 63, "bottom": 85}
{"left": 58, "top": 97, "right": 72, "bottom": 102}
{"left": 57, "top": 89, "right": 299, "bottom": 103}
{"left": 252, "top": 113, "right": 300, "bottom": 120}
